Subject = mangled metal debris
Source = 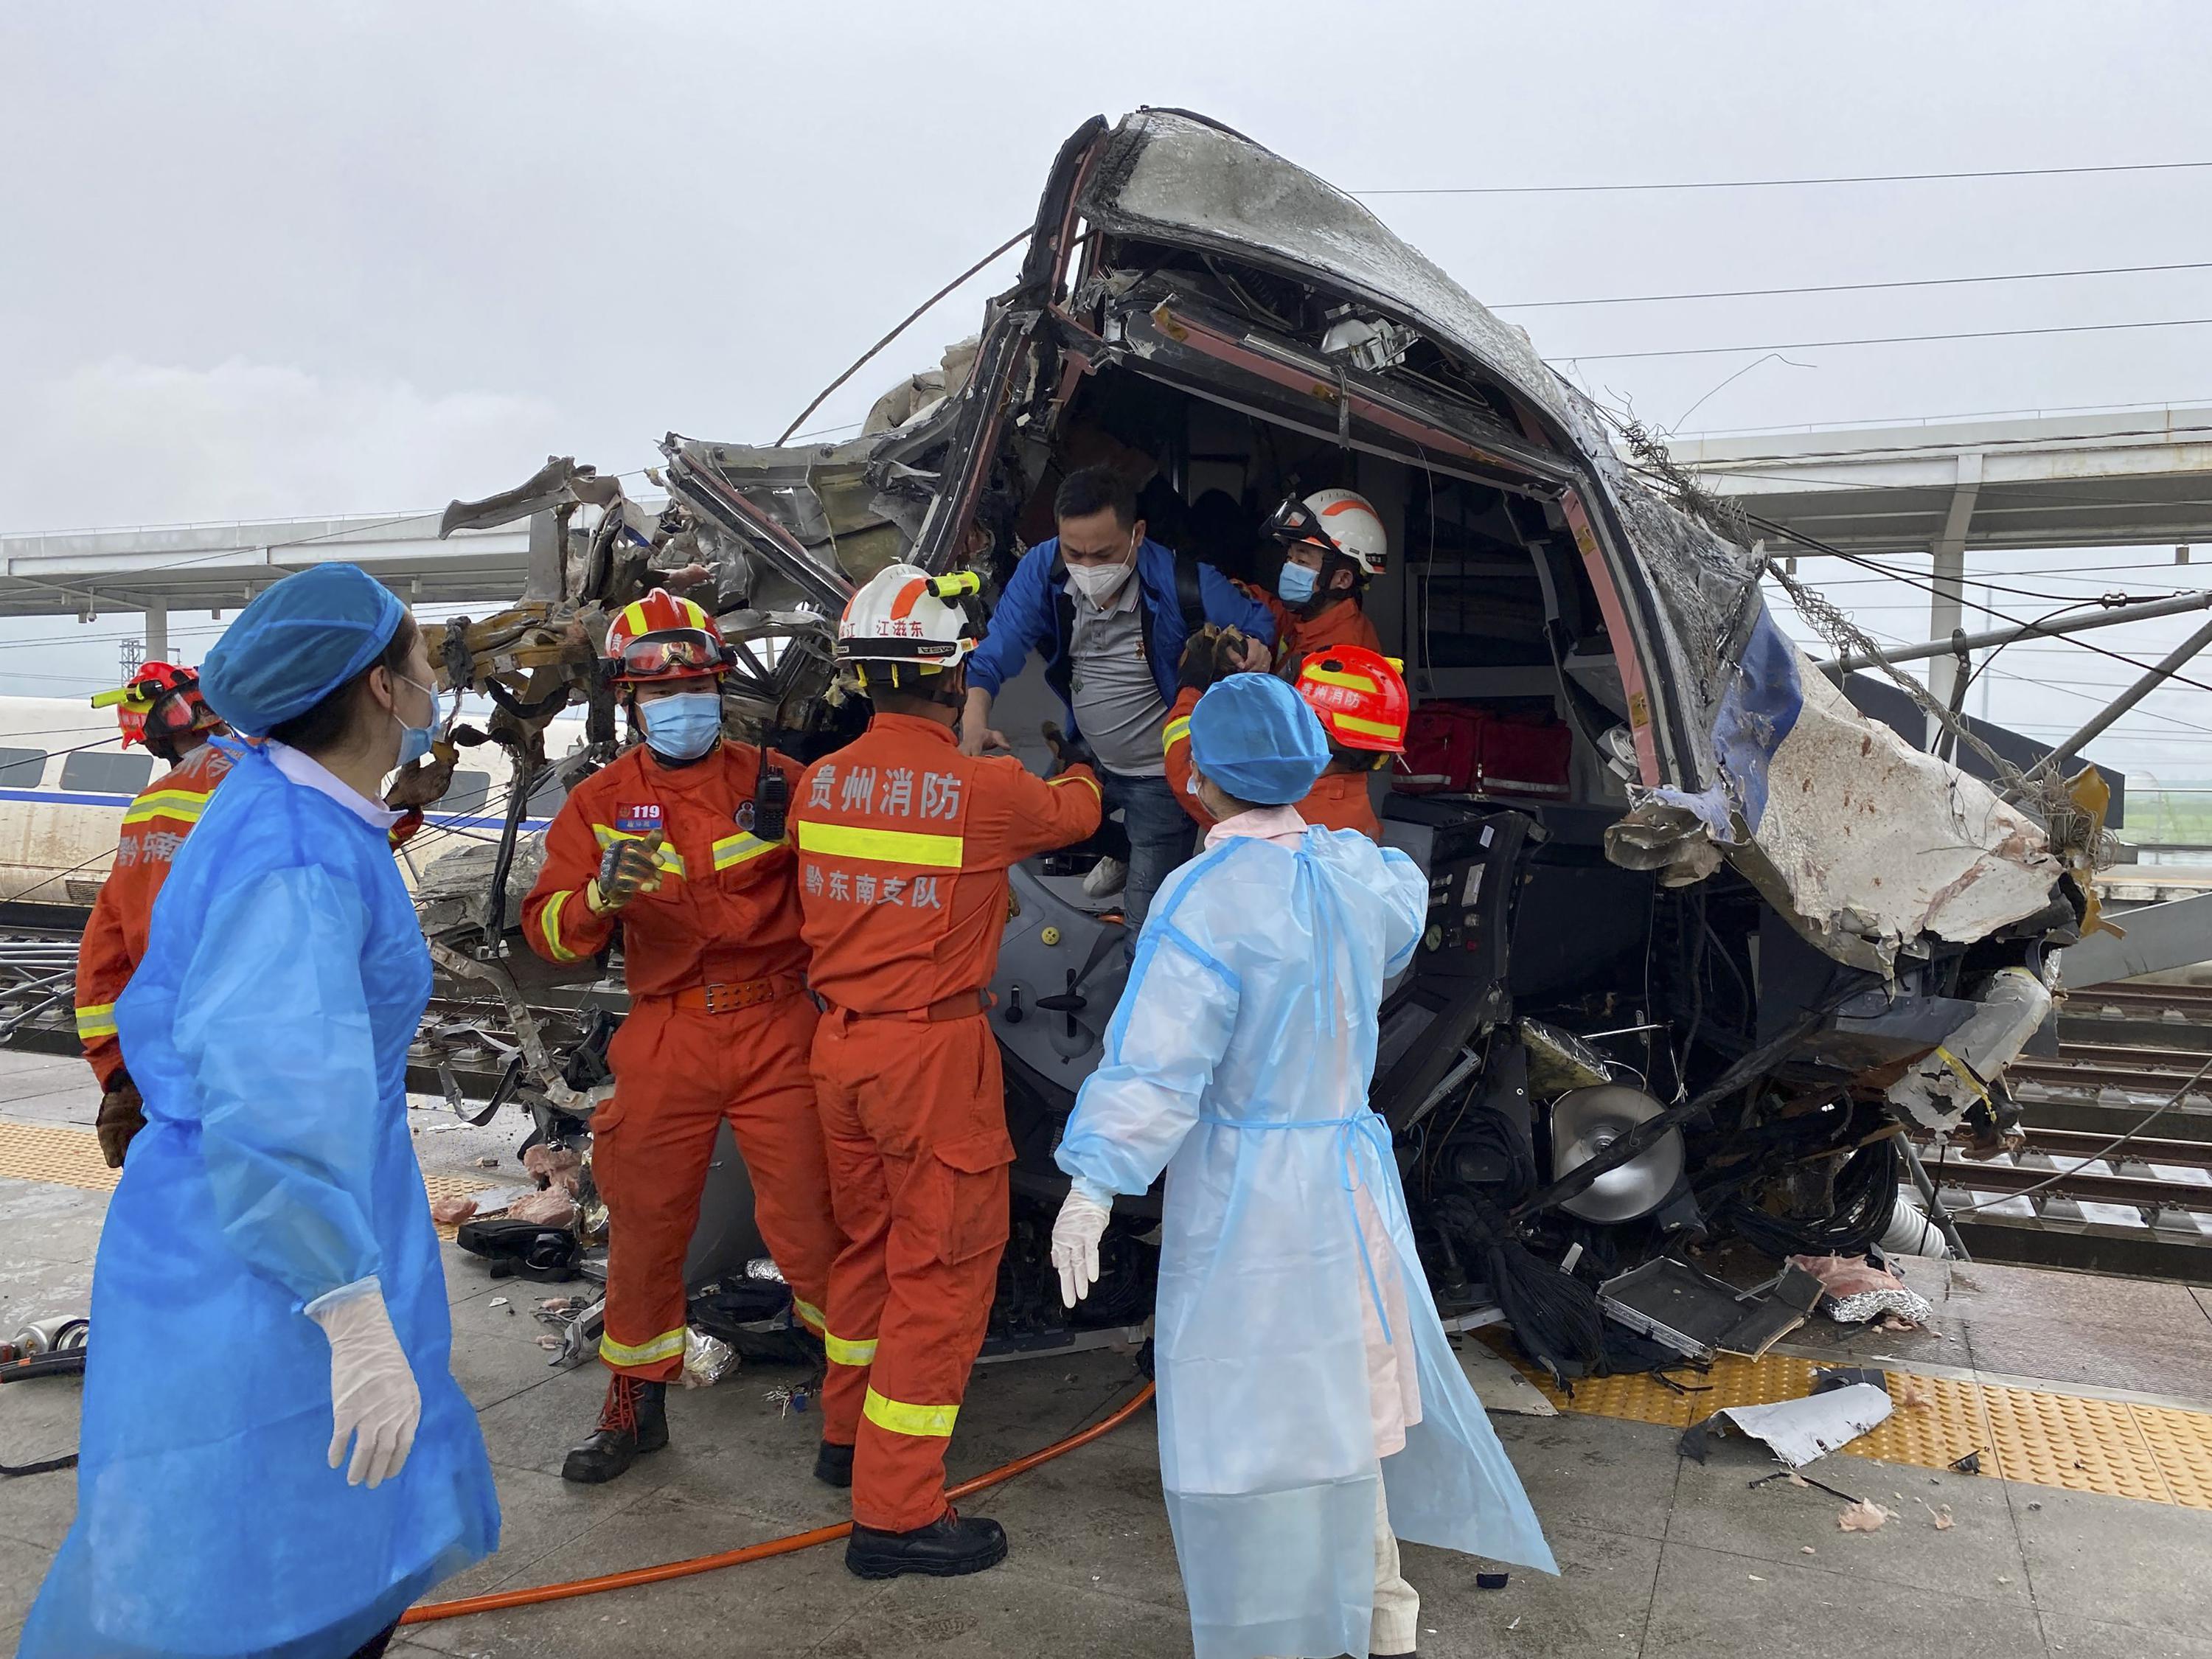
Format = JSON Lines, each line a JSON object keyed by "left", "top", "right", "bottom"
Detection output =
{"left": 414, "top": 108, "right": 2101, "bottom": 1360}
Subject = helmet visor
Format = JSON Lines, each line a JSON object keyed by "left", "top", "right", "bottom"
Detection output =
{"left": 144, "top": 686, "right": 218, "bottom": 740}
{"left": 615, "top": 627, "right": 728, "bottom": 681}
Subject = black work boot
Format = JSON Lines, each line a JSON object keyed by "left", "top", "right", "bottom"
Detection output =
{"left": 814, "top": 1439, "right": 855, "bottom": 1488}
{"left": 845, "top": 1508, "right": 1008, "bottom": 1579}
{"left": 561, "top": 1374, "right": 669, "bottom": 1484}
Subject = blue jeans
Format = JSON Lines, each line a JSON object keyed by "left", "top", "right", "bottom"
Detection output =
{"left": 1099, "top": 767, "right": 1196, "bottom": 949}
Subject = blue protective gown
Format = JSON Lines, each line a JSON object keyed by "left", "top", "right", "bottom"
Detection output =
{"left": 1057, "top": 827, "right": 1554, "bottom": 1659}
{"left": 21, "top": 742, "right": 498, "bottom": 1658}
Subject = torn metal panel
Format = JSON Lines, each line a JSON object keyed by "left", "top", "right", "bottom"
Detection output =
{"left": 1687, "top": 1382, "right": 1896, "bottom": 1468}
{"left": 1717, "top": 664, "right": 2059, "bottom": 973}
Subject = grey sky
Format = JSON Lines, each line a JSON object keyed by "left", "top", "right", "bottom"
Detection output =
{"left": 3, "top": 1, "right": 2211, "bottom": 782}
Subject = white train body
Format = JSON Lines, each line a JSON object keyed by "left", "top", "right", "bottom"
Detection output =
{"left": 0, "top": 695, "right": 583, "bottom": 909}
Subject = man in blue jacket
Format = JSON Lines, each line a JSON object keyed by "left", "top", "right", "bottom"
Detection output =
{"left": 961, "top": 465, "right": 1275, "bottom": 941}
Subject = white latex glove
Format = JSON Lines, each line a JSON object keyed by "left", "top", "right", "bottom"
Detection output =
{"left": 307, "top": 1281, "right": 422, "bottom": 1489}
{"left": 1051, "top": 1186, "right": 1113, "bottom": 1309}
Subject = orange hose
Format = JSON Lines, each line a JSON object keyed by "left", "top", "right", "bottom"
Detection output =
{"left": 400, "top": 1381, "right": 1156, "bottom": 1626}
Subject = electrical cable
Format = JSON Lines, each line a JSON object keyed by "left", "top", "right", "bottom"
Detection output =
{"left": 1357, "top": 159, "right": 2212, "bottom": 195}
{"left": 1495, "top": 258, "right": 2212, "bottom": 311}
{"left": 1941, "top": 1053, "right": 2212, "bottom": 1217}
{"left": 1750, "top": 518, "right": 2212, "bottom": 698}
{"left": 400, "top": 1380, "right": 1155, "bottom": 1626}
{"left": 776, "top": 226, "right": 1032, "bottom": 445}
{"left": 1553, "top": 314, "right": 2212, "bottom": 364}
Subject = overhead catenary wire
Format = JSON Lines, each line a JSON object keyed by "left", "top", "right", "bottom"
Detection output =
{"left": 1355, "top": 159, "right": 2212, "bottom": 195}
{"left": 1495, "top": 258, "right": 2212, "bottom": 311}
{"left": 1553, "top": 315, "right": 2212, "bottom": 364}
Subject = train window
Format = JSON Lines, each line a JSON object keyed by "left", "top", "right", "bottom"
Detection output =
{"left": 526, "top": 770, "right": 567, "bottom": 818}
{"left": 61, "top": 752, "right": 155, "bottom": 795}
{"left": 437, "top": 770, "right": 493, "bottom": 817}
{"left": 0, "top": 748, "right": 47, "bottom": 787}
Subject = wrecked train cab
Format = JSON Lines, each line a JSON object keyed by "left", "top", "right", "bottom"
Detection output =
{"left": 658, "top": 109, "right": 2079, "bottom": 1326}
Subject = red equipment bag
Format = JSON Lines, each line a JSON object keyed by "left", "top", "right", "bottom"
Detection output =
{"left": 1397, "top": 704, "right": 1482, "bottom": 793}
{"left": 1395, "top": 703, "right": 1571, "bottom": 798}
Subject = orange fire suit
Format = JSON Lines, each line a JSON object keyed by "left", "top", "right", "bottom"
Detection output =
{"left": 793, "top": 712, "right": 1101, "bottom": 1533}
{"left": 1162, "top": 686, "right": 1383, "bottom": 840}
{"left": 74, "top": 740, "right": 235, "bottom": 1089}
{"left": 522, "top": 739, "right": 841, "bottom": 1382}
{"left": 1258, "top": 592, "right": 1383, "bottom": 669}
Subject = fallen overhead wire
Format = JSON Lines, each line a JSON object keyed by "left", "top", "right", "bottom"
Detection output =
{"left": 1943, "top": 1053, "right": 2212, "bottom": 1216}
{"left": 1552, "top": 315, "right": 2212, "bottom": 364}
{"left": 776, "top": 226, "right": 1032, "bottom": 445}
{"left": 1496, "top": 259, "right": 2212, "bottom": 311}
{"left": 1357, "top": 159, "right": 2212, "bottom": 195}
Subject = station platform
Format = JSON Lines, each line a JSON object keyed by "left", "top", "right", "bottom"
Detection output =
{"left": 3, "top": 1051, "right": 2208, "bottom": 1658}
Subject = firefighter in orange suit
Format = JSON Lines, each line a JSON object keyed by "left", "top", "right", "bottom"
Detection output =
{"left": 1251, "top": 487, "right": 1388, "bottom": 666}
{"left": 74, "top": 664, "right": 232, "bottom": 1166}
{"left": 795, "top": 564, "right": 1101, "bottom": 1580}
{"left": 1165, "top": 644, "right": 1410, "bottom": 842}
{"left": 521, "top": 588, "right": 843, "bottom": 1485}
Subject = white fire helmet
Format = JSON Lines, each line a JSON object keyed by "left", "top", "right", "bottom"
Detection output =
{"left": 1267, "top": 488, "right": 1389, "bottom": 577}
{"left": 835, "top": 563, "right": 981, "bottom": 669}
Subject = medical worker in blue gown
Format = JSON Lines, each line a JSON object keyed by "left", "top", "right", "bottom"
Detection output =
{"left": 1051, "top": 672, "right": 1552, "bottom": 1659}
{"left": 21, "top": 563, "right": 499, "bottom": 1659}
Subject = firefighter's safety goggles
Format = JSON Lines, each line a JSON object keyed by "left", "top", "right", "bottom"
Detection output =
{"left": 611, "top": 627, "right": 731, "bottom": 681}
{"left": 1262, "top": 495, "right": 1335, "bottom": 554}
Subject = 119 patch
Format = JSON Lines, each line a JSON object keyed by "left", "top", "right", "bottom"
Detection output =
{"left": 616, "top": 802, "right": 664, "bottom": 835}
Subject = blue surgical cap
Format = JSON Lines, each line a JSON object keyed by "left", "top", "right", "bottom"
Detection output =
{"left": 1189, "top": 672, "right": 1330, "bottom": 807}
{"left": 199, "top": 563, "right": 407, "bottom": 737}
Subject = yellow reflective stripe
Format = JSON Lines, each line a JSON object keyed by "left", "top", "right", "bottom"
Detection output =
{"left": 1048, "top": 772, "right": 1101, "bottom": 799}
{"left": 824, "top": 1330, "right": 879, "bottom": 1367}
{"left": 540, "top": 888, "right": 582, "bottom": 962}
{"left": 863, "top": 1386, "right": 959, "bottom": 1438}
{"left": 74, "top": 1003, "right": 118, "bottom": 1039}
{"left": 1330, "top": 712, "right": 1402, "bottom": 741}
{"left": 795, "top": 821, "right": 964, "bottom": 868}
{"left": 792, "top": 1298, "right": 827, "bottom": 1333}
{"left": 712, "top": 832, "right": 784, "bottom": 871}
{"left": 1162, "top": 716, "right": 1192, "bottom": 748}
{"left": 1301, "top": 665, "right": 1381, "bottom": 693}
{"left": 121, "top": 790, "right": 212, "bottom": 827}
{"left": 591, "top": 825, "right": 688, "bottom": 879}
{"left": 599, "top": 1326, "right": 686, "bottom": 1368}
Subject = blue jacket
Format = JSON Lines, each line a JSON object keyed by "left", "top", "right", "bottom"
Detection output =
{"left": 966, "top": 536, "right": 1276, "bottom": 746}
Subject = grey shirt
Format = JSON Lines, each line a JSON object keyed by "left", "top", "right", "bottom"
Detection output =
{"left": 1066, "top": 577, "right": 1168, "bottom": 776}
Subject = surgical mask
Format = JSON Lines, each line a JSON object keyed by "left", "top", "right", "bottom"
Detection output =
{"left": 640, "top": 691, "right": 723, "bottom": 760}
{"left": 1068, "top": 553, "right": 1135, "bottom": 606}
{"left": 394, "top": 676, "right": 438, "bottom": 767}
{"left": 1276, "top": 561, "right": 1318, "bottom": 606}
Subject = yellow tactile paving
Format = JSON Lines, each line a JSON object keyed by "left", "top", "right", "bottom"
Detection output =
{"left": 1498, "top": 1335, "right": 2212, "bottom": 1511}
{"left": 1978, "top": 1382, "right": 2174, "bottom": 1503}
{"left": 0, "top": 1120, "right": 497, "bottom": 1238}
{"left": 2132, "top": 1403, "right": 2212, "bottom": 1509}
{"left": 0, "top": 1119, "right": 120, "bottom": 1192}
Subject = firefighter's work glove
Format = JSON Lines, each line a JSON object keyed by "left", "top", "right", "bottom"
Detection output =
{"left": 95, "top": 1075, "right": 146, "bottom": 1169}
{"left": 1051, "top": 1183, "right": 1113, "bottom": 1309}
{"left": 383, "top": 740, "right": 459, "bottom": 812}
{"left": 1040, "top": 722, "right": 1077, "bottom": 779}
{"left": 587, "top": 830, "right": 665, "bottom": 914}
{"left": 1178, "top": 625, "right": 1264, "bottom": 694}
{"left": 309, "top": 1281, "right": 421, "bottom": 1489}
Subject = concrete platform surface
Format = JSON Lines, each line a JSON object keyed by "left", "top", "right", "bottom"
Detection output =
{"left": 3, "top": 1054, "right": 2211, "bottom": 1657}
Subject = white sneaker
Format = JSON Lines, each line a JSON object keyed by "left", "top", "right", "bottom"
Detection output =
{"left": 1082, "top": 856, "right": 1128, "bottom": 899}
